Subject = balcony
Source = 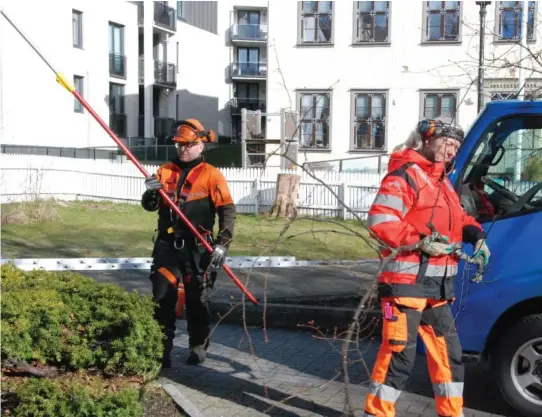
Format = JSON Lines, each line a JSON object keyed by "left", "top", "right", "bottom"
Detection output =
{"left": 154, "top": 117, "right": 175, "bottom": 139}
{"left": 137, "top": 2, "right": 176, "bottom": 33}
{"left": 138, "top": 57, "right": 176, "bottom": 88}
{"left": 231, "top": 24, "right": 268, "bottom": 43}
{"left": 109, "top": 53, "right": 126, "bottom": 79}
{"left": 230, "top": 97, "right": 266, "bottom": 113}
{"left": 231, "top": 62, "right": 267, "bottom": 80}
{"left": 109, "top": 113, "right": 127, "bottom": 138}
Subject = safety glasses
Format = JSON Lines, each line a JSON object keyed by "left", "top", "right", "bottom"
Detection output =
{"left": 175, "top": 141, "right": 200, "bottom": 149}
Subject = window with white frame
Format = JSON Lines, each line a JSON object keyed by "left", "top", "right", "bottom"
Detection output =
{"left": 72, "top": 10, "right": 83, "bottom": 48}
{"left": 298, "top": 91, "right": 331, "bottom": 149}
{"left": 351, "top": 91, "right": 387, "bottom": 151}
{"left": 298, "top": 1, "right": 333, "bottom": 44}
{"left": 421, "top": 91, "right": 458, "bottom": 121}
{"left": 74, "top": 76, "right": 84, "bottom": 113}
{"left": 496, "top": 1, "right": 536, "bottom": 41}
{"left": 423, "top": 1, "right": 461, "bottom": 42}
{"left": 354, "top": 2, "right": 390, "bottom": 43}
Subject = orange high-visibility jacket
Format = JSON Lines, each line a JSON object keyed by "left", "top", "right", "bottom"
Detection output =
{"left": 142, "top": 157, "right": 235, "bottom": 246}
{"left": 368, "top": 148, "right": 485, "bottom": 300}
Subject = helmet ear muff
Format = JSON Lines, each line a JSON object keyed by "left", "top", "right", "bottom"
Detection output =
{"left": 417, "top": 119, "right": 436, "bottom": 138}
{"left": 206, "top": 129, "right": 217, "bottom": 143}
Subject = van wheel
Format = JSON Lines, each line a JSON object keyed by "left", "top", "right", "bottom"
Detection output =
{"left": 491, "top": 314, "right": 542, "bottom": 417}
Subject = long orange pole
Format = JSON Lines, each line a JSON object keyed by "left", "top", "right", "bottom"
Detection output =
{"left": 1, "top": 9, "right": 259, "bottom": 305}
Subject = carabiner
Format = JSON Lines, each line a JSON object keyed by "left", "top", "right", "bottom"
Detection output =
{"left": 173, "top": 238, "right": 185, "bottom": 250}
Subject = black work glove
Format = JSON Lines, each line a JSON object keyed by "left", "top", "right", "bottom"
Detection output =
{"left": 210, "top": 244, "right": 227, "bottom": 268}
{"left": 144, "top": 175, "right": 163, "bottom": 191}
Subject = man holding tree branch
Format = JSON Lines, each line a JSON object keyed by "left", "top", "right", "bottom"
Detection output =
{"left": 141, "top": 118, "right": 236, "bottom": 368}
{"left": 362, "top": 117, "right": 490, "bottom": 417}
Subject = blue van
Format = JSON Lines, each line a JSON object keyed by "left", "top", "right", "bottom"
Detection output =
{"left": 419, "top": 100, "right": 542, "bottom": 417}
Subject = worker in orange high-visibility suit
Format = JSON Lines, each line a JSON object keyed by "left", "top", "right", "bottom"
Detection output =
{"left": 362, "top": 117, "right": 490, "bottom": 417}
{"left": 141, "top": 118, "right": 236, "bottom": 368}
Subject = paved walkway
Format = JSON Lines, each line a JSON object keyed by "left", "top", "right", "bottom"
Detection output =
{"left": 161, "top": 321, "right": 520, "bottom": 417}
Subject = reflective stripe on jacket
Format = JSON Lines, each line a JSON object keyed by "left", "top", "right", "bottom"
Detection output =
{"left": 368, "top": 148, "right": 485, "bottom": 300}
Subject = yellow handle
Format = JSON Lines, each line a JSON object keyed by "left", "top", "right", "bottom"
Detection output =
{"left": 56, "top": 73, "right": 75, "bottom": 92}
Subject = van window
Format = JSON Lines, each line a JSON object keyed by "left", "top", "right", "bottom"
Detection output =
{"left": 460, "top": 115, "right": 542, "bottom": 221}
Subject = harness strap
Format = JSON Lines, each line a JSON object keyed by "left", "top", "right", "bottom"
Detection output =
{"left": 167, "top": 163, "right": 207, "bottom": 243}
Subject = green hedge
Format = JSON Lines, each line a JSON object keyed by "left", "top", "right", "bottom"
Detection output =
{"left": 1, "top": 264, "right": 166, "bottom": 417}
{"left": 6, "top": 377, "right": 143, "bottom": 417}
{"left": 1, "top": 264, "right": 163, "bottom": 379}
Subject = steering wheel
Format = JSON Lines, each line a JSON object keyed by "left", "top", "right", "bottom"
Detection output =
{"left": 507, "top": 182, "right": 542, "bottom": 212}
{"left": 481, "top": 176, "right": 519, "bottom": 202}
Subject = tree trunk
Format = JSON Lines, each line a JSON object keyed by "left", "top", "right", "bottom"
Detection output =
{"left": 270, "top": 174, "right": 300, "bottom": 218}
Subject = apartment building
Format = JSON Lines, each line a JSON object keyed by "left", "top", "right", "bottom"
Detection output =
{"left": 0, "top": 1, "right": 139, "bottom": 150}
{"left": 1, "top": 1, "right": 540, "bottom": 170}
{"left": 0, "top": 0, "right": 233, "bottom": 154}
{"left": 227, "top": 4, "right": 269, "bottom": 165}
{"left": 263, "top": 1, "right": 542, "bottom": 170}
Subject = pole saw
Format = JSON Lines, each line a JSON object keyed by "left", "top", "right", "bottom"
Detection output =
{"left": 0, "top": 9, "right": 259, "bottom": 305}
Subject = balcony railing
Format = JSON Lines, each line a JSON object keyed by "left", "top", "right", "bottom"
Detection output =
{"left": 137, "top": 116, "right": 175, "bottom": 138}
{"left": 154, "top": 60, "right": 176, "bottom": 86}
{"left": 109, "top": 53, "right": 126, "bottom": 78}
{"left": 137, "top": 2, "right": 176, "bottom": 32}
{"left": 231, "top": 61, "right": 267, "bottom": 78}
{"left": 109, "top": 113, "right": 127, "bottom": 138}
{"left": 138, "top": 57, "right": 176, "bottom": 87}
{"left": 231, "top": 24, "right": 268, "bottom": 42}
{"left": 230, "top": 97, "right": 266, "bottom": 113}
{"left": 154, "top": 117, "right": 175, "bottom": 139}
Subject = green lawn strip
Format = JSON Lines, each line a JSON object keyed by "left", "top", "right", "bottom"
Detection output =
{"left": 1, "top": 201, "right": 378, "bottom": 260}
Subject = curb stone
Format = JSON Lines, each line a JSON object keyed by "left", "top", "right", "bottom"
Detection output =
{"left": 159, "top": 378, "right": 207, "bottom": 417}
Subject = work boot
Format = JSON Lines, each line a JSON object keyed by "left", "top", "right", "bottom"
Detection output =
{"left": 186, "top": 345, "right": 206, "bottom": 365}
{"left": 161, "top": 352, "right": 172, "bottom": 368}
{"left": 161, "top": 331, "right": 174, "bottom": 369}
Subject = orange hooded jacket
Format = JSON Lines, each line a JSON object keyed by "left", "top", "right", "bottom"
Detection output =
{"left": 368, "top": 148, "right": 485, "bottom": 300}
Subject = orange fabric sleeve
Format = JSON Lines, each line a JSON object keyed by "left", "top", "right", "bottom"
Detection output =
{"left": 209, "top": 169, "right": 234, "bottom": 208}
{"left": 368, "top": 174, "right": 421, "bottom": 249}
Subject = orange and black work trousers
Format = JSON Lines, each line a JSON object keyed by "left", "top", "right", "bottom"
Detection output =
{"left": 150, "top": 237, "right": 212, "bottom": 356}
{"left": 363, "top": 297, "right": 464, "bottom": 417}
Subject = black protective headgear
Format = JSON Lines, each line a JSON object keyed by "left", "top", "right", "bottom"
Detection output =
{"left": 417, "top": 118, "right": 464, "bottom": 143}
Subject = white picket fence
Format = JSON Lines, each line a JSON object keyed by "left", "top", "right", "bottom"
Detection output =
{"left": 0, "top": 154, "right": 384, "bottom": 220}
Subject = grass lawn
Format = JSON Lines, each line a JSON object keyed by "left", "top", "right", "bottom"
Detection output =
{"left": 1, "top": 200, "right": 378, "bottom": 260}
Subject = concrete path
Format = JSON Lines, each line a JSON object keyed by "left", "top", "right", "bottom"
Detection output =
{"left": 161, "top": 321, "right": 520, "bottom": 417}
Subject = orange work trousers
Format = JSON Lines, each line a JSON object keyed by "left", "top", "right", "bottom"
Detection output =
{"left": 363, "top": 297, "right": 464, "bottom": 417}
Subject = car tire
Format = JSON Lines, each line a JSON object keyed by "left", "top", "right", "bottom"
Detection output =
{"left": 491, "top": 314, "right": 542, "bottom": 417}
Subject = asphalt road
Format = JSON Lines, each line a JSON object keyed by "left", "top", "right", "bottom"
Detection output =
{"left": 78, "top": 262, "right": 380, "bottom": 304}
